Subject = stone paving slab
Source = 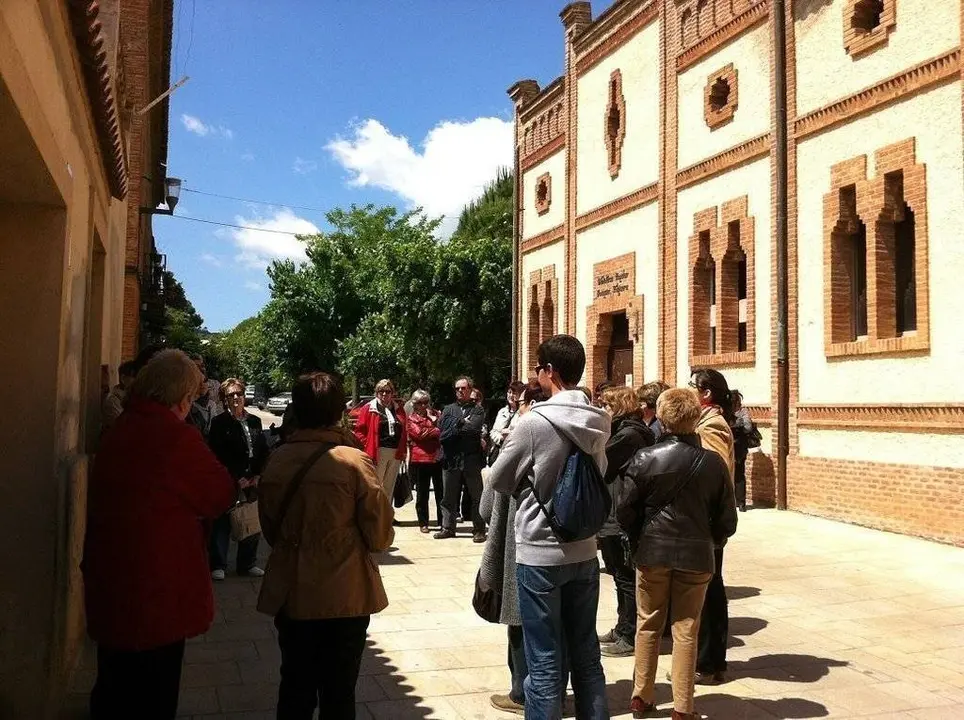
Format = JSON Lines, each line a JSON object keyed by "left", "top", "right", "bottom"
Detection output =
{"left": 170, "top": 506, "right": 964, "bottom": 719}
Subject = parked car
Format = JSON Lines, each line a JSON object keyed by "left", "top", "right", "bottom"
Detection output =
{"left": 265, "top": 391, "right": 292, "bottom": 415}
{"left": 244, "top": 386, "right": 256, "bottom": 406}
{"left": 346, "top": 395, "right": 375, "bottom": 428}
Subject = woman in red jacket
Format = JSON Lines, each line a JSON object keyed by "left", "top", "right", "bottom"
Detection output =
{"left": 352, "top": 378, "right": 408, "bottom": 500}
{"left": 408, "top": 389, "right": 443, "bottom": 532}
{"left": 82, "top": 350, "right": 236, "bottom": 719}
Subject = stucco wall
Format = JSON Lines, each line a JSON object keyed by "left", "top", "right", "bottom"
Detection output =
{"left": 521, "top": 240, "right": 567, "bottom": 372}
{"left": 796, "top": 82, "right": 964, "bottom": 404}
{"left": 574, "top": 204, "right": 660, "bottom": 383}
{"left": 677, "top": 21, "right": 771, "bottom": 169}
{"left": 794, "top": 0, "right": 960, "bottom": 115}
{"left": 576, "top": 20, "right": 660, "bottom": 214}
{"left": 675, "top": 157, "right": 772, "bottom": 404}
{"left": 522, "top": 150, "right": 566, "bottom": 240}
{"left": 798, "top": 428, "right": 964, "bottom": 469}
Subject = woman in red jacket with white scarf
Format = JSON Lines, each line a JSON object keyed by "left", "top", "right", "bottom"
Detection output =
{"left": 353, "top": 378, "right": 408, "bottom": 500}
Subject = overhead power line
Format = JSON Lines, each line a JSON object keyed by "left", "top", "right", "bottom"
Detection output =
{"left": 182, "top": 187, "right": 329, "bottom": 214}
{"left": 169, "top": 214, "right": 311, "bottom": 236}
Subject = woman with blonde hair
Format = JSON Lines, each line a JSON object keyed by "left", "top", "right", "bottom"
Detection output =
{"left": 408, "top": 389, "right": 443, "bottom": 532}
{"left": 353, "top": 379, "right": 408, "bottom": 499}
{"left": 597, "top": 386, "right": 654, "bottom": 658}
{"left": 83, "top": 350, "right": 235, "bottom": 718}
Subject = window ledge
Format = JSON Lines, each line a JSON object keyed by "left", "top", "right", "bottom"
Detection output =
{"left": 691, "top": 350, "right": 756, "bottom": 368}
{"left": 825, "top": 334, "right": 929, "bottom": 359}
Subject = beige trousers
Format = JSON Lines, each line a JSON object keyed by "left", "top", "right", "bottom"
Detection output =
{"left": 633, "top": 566, "right": 712, "bottom": 714}
{"left": 376, "top": 448, "right": 401, "bottom": 503}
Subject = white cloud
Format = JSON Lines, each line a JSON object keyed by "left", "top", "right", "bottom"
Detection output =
{"left": 227, "top": 208, "right": 320, "bottom": 269}
{"left": 293, "top": 157, "right": 318, "bottom": 175}
{"left": 181, "top": 113, "right": 234, "bottom": 140}
{"left": 244, "top": 281, "right": 263, "bottom": 292}
{"left": 200, "top": 252, "right": 224, "bottom": 268}
{"left": 326, "top": 117, "right": 513, "bottom": 236}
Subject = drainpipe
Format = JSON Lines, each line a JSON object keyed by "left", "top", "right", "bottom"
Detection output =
{"left": 511, "top": 149, "right": 520, "bottom": 383}
{"left": 773, "top": 0, "right": 790, "bottom": 510}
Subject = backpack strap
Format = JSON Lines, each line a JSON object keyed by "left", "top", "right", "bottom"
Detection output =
{"left": 273, "top": 442, "right": 337, "bottom": 532}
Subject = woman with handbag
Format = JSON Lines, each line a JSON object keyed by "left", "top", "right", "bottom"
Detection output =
{"left": 408, "top": 390, "right": 443, "bottom": 533}
{"left": 208, "top": 378, "right": 269, "bottom": 580}
{"left": 258, "top": 372, "right": 394, "bottom": 719}
{"left": 617, "top": 388, "right": 737, "bottom": 719}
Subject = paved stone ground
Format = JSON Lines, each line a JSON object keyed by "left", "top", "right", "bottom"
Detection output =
{"left": 164, "top": 505, "right": 964, "bottom": 719}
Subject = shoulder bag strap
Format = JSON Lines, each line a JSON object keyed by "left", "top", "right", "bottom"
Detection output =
{"left": 274, "top": 442, "right": 337, "bottom": 530}
{"left": 639, "top": 452, "right": 706, "bottom": 532}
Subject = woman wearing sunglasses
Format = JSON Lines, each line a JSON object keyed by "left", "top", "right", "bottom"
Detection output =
{"left": 208, "top": 378, "right": 269, "bottom": 580}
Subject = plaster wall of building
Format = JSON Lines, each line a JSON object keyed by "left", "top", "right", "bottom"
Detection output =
{"left": 576, "top": 20, "right": 660, "bottom": 213}
{"left": 522, "top": 150, "right": 566, "bottom": 239}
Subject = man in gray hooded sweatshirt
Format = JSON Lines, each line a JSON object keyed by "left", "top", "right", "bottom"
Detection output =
{"left": 490, "top": 334, "right": 611, "bottom": 720}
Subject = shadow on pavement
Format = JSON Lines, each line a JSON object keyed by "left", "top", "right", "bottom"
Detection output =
{"left": 697, "top": 692, "right": 829, "bottom": 718}
{"left": 726, "top": 585, "right": 762, "bottom": 600}
{"left": 359, "top": 638, "right": 432, "bottom": 719}
{"left": 730, "top": 653, "right": 849, "bottom": 683}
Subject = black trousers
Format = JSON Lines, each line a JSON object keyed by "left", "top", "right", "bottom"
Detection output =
{"left": 275, "top": 612, "right": 370, "bottom": 720}
{"left": 507, "top": 624, "right": 528, "bottom": 705}
{"left": 735, "top": 455, "right": 747, "bottom": 508}
{"left": 598, "top": 534, "right": 636, "bottom": 643}
{"left": 411, "top": 461, "right": 443, "bottom": 527}
{"left": 210, "top": 512, "right": 260, "bottom": 573}
{"left": 697, "top": 546, "right": 729, "bottom": 673}
{"left": 440, "top": 457, "right": 484, "bottom": 532}
{"left": 90, "top": 640, "right": 185, "bottom": 719}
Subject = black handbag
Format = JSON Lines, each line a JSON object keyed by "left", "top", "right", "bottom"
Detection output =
{"left": 393, "top": 462, "right": 413, "bottom": 509}
{"left": 472, "top": 569, "right": 502, "bottom": 624}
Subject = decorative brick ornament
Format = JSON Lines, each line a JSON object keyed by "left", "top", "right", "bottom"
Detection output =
{"left": 526, "top": 266, "right": 559, "bottom": 375}
{"left": 704, "top": 64, "right": 738, "bottom": 130}
{"left": 823, "top": 138, "right": 929, "bottom": 358}
{"left": 535, "top": 173, "right": 551, "bottom": 215}
{"left": 604, "top": 69, "right": 626, "bottom": 178}
{"left": 844, "top": 0, "right": 896, "bottom": 58}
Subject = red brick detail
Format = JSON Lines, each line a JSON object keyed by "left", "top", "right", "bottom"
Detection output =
{"left": 535, "top": 173, "right": 552, "bottom": 215}
{"left": 677, "top": 134, "right": 770, "bottom": 189}
{"left": 585, "top": 254, "right": 644, "bottom": 392}
{"left": 521, "top": 134, "right": 566, "bottom": 173}
{"left": 823, "top": 138, "right": 930, "bottom": 358}
{"left": 519, "top": 81, "right": 566, "bottom": 165}
{"left": 521, "top": 225, "right": 565, "bottom": 255}
{"left": 843, "top": 0, "right": 896, "bottom": 58}
{"left": 746, "top": 451, "right": 776, "bottom": 507}
{"left": 795, "top": 50, "right": 961, "bottom": 140}
{"left": 796, "top": 405, "right": 964, "bottom": 432}
{"left": 788, "top": 456, "right": 964, "bottom": 547}
{"left": 526, "top": 266, "right": 560, "bottom": 374}
{"left": 676, "top": 0, "right": 770, "bottom": 71}
{"left": 659, "top": 0, "right": 680, "bottom": 383}
{"left": 574, "top": 183, "right": 658, "bottom": 232}
{"left": 575, "top": 1, "right": 659, "bottom": 76}
{"left": 688, "top": 197, "right": 756, "bottom": 368}
{"left": 704, "top": 64, "right": 738, "bottom": 130}
{"left": 605, "top": 69, "right": 627, "bottom": 179}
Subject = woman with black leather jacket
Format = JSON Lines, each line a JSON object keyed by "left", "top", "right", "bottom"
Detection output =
{"left": 597, "top": 386, "right": 654, "bottom": 658}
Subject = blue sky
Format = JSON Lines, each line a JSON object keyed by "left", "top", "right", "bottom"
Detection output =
{"left": 158, "top": 0, "right": 617, "bottom": 331}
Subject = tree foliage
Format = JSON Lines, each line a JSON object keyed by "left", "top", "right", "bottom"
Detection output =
{"left": 217, "top": 170, "right": 514, "bottom": 399}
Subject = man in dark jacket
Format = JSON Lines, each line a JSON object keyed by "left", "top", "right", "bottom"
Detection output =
{"left": 616, "top": 388, "right": 737, "bottom": 719}
{"left": 597, "top": 386, "right": 655, "bottom": 658}
{"left": 435, "top": 376, "right": 487, "bottom": 542}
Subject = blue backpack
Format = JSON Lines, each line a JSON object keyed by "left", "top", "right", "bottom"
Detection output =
{"left": 530, "top": 446, "right": 612, "bottom": 542}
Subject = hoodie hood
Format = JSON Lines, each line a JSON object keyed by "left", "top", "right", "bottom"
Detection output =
{"left": 530, "top": 389, "right": 611, "bottom": 456}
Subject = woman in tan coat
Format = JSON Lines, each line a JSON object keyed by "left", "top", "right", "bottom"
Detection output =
{"left": 690, "top": 368, "right": 735, "bottom": 686}
{"left": 258, "top": 371, "right": 394, "bottom": 720}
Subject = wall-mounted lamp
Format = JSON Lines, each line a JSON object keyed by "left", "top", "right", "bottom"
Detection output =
{"left": 140, "top": 177, "right": 182, "bottom": 215}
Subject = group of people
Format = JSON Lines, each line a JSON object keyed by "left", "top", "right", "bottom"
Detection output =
{"left": 82, "top": 335, "right": 755, "bottom": 720}
{"left": 475, "top": 336, "right": 752, "bottom": 720}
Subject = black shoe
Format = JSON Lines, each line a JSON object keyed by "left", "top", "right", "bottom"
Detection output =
{"left": 695, "top": 670, "right": 726, "bottom": 684}
{"left": 739, "top": 504, "right": 747, "bottom": 512}
{"left": 433, "top": 528, "right": 456, "bottom": 540}
{"left": 600, "top": 637, "right": 634, "bottom": 657}
{"left": 472, "top": 532, "right": 487, "bottom": 544}
{"left": 598, "top": 629, "right": 618, "bottom": 644}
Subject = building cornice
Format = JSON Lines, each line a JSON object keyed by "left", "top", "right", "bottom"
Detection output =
{"left": 521, "top": 224, "right": 565, "bottom": 255}
{"left": 575, "top": 183, "right": 658, "bottom": 232}
{"left": 576, "top": 1, "right": 659, "bottom": 76}
{"left": 795, "top": 48, "right": 961, "bottom": 140}
{"left": 67, "top": 0, "right": 128, "bottom": 199}
{"left": 676, "top": 133, "right": 770, "bottom": 189}
{"left": 521, "top": 134, "right": 566, "bottom": 173}
{"left": 796, "top": 405, "right": 964, "bottom": 433}
{"left": 519, "top": 76, "right": 565, "bottom": 123}
{"left": 676, "top": 1, "right": 770, "bottom": 73}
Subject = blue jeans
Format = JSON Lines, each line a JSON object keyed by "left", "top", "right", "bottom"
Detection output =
{"left": 517, "top": 559, "right": 609, "bottom": 720}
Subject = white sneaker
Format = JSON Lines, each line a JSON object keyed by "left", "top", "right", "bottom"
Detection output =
{"left": 245, "top": 567, "right": 265, "bottom": 577}
{"left": 211, "top": 569, "right": 225, "bottom": 581}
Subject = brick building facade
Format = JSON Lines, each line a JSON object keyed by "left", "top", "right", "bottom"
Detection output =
{"left": 510, "top": 0, "right": 964, "bottom": 546}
